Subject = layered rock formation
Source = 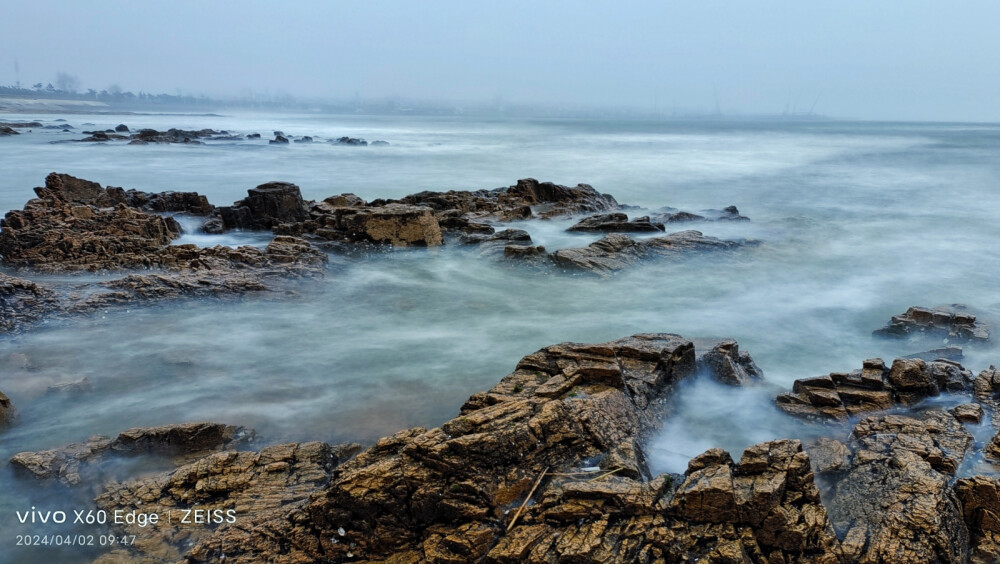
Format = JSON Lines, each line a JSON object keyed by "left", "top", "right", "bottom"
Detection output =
{"left": 874, "top": 304, "right": 990, "bottom": 343}
{"left": 776, "top": 357, "right": 973, "bottom": 421}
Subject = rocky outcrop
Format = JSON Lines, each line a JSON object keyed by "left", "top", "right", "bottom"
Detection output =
{"left": 94, "top": 334, "right": 846, "bottom": 564}
{"left": 776, "top": 357, "right": 973, "bottom": 421}
{"left": 106, "top": 187, "right": 214, "bottom": 215}
{"left": 700, "top": 339, "right": 764, "bottom": 386}
{"left": 379, "top": 178, "right": 619, "bottom": 227}
{"left": 0, "top": 125, "right": 19, "bottom": 135}
{"left": 955, "top": 476, "right": 1000, "bottom": 563}
{"left": 0, "top": 173, "right": 182, "bottom": 270}
{"left": 333, "top": 136, "right": 367, "bottom": 146}
{"left": 95, "top": 441, "right": 361, "bottom": 563}
{"left": 567, "top": 213, "right": 665, "bottom": 233}
{"left": 551, "top": 231, "right": 746, "bottom": 275}
{"left": 216, "top": 181, "right": 311, "bottom": 230}
{"left": 280, "top": 202, "right": 445, "bottom": 247}
{"left": 874, "top": 304, "right": 990, "bottom": 343}
{"left": 10, "top": 422, "right": 252, "bottom": 487}
{"left": 824, "top": 411, "right": 973, "bottom": 563}
{"left": 132, "top": 334, "right": 700, "bottom": 562}
{"left": 0, "top": 389, "right": 15, "bottom": 429}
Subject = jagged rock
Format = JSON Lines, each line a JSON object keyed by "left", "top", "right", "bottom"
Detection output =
{"left": 700, "top": 339, "right": 763, "bottom": 386}
{"left": 874, "top": 304, "right": 990, "bottom": 343}
{"left": 0, "top": 389, "right": 15, "bottom": 428}
{"left": 381, "top": 178, "right": 618, "bottom": 226}
{"left": 106, "top": 187, "right": 214, "bottom": 215}
{"left": 216, "top": 181, "right": 310, "bottom": 230}
{"left": 10, "top": 422, "right": 252, "bottom": 487}
{"left": 567, "top": 213, "right": 665, "bottom": 233}
{"left": 269, "top": 134, "right": 289, "bottom": 144}
{"left": 0, "top": 273, "right": 62, "bottom": 333}
{"left": 825, "top": 411, "right": 972, "bottom": 563}
{"left": 504, "top": 244, "right": 547, "bottom": 260}
{"left": 0, "top": 173, "right": 183, "bottom": 270}
{"left": 149, "top": 334, "right": 700, "bottom": 563}
{"left": 776, "top": 357, "right": 974, "bottom": 421}
{"left": 96, "top": 441, "right": 361, "bottom": 563}
{"left": 955, "top": 476, "right": 1000, "bottom": 563}
{"left": 551, "top": 231, "right": 745, "bottom": 275}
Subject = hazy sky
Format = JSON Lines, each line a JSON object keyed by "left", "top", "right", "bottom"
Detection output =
{"left": 3, "top": 1, "right": 999, "bottom": 121}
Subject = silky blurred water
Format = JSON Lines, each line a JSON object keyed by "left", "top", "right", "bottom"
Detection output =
{"left": 1, "top": 112, "right": 999, "bottom": 562}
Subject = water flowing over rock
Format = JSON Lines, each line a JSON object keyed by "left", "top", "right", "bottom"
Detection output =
{"left": 776, "top": 357, "right": 974, "bottom": 421}
{"left": 10, "top": 422, "right": 252, "bottom": 487}
{"left": 551, "top": 231, "right": 747, "bottom": 275}
{"left": 82, "top": 334, "right": 853, "bottom": 564}
{"left": 874, "top": 304, "right": 990, "bottom": 343}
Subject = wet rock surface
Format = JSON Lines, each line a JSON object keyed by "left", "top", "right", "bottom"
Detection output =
{"left": 80, "top": 334, "right": 861, "bottom": 564}
{"left": 776, "top": 357, "right": 974, "bottom": 421}
{"left": 567, "top": 212, "right": 665, "bottom": 233}
{"left": 0, "top": 272, "right": 63, "bottom": 333}
{"left": 551, "top": 230, "right": 748, "bottom": 275}
{"left": 874, "top": 304, "right": 990, "bottom": 343}
{"left": 824, "top": 410, "right": 974, "bottom": 563}
{"left": 10, "top": 422, "right": 252, "bottom": 487}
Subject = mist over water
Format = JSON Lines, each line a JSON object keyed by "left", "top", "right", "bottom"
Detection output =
{"left": 2, "top": 113, "right": 1000, "bottom": 562}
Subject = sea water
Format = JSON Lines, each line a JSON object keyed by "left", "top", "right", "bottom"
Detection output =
{"left": 1, "top": 113, "right": 999, "bottom": 562}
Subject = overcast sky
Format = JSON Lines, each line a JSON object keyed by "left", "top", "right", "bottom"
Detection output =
{"left": 3, "top": 1, "right": 999, "bottom": 121}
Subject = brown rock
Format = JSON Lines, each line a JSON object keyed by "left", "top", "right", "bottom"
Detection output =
{"left": 701, "top": 340, "right": 763, "bottom": 386}
{"left": 874, "top": 304, "right": 990, "bottom": 343}
{"left": 952, "top": 402, "right": 985, "bottom": 424}
{"left": 955, "top": 476, "right": 1000, "bottom": 563}
{"left": 9, "top": 422, "right": 252, "bottom": 487}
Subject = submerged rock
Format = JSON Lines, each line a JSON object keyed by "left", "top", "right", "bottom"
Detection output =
{"left": 652, "top": 205, "right": 750, "bottom": 223}
{"left": 776, "top": 357, "right": 974, "bottom": 421}
{"left": 333, "top": 136, "right": 367, "bottom": 146}
{"left": 874, "top": 304, "right": 990, "bottom": 343}
{"left": 10, "top": 422, "right": 252, "bottom": 487}
{"left": 551, "top": 231, "right": 746, "bottom": 275}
